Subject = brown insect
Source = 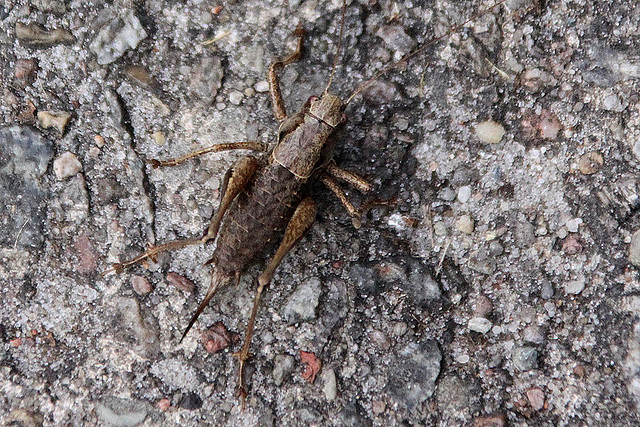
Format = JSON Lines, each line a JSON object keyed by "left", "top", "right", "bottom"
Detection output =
{"left": 106, "top": 0, "right": 509, "bottom": 403}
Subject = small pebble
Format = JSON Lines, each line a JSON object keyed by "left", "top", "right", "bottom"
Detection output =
{"left": 152, "top": 131, "right": 165, "bottom": 145}
{"left": 457, "top": 186, "right": 472, "bottom": 203}
{"left": 557, "top": 227, "right": 568, "bottom": 239}
{"left": 526, "top": 387, "right": 545, "bottom": 411}
{"left": 565, "top": 218, "right": 582, "bottom": 233}
{"left": 392, "top": 322, "right": 408, "bottom": 337}
{"left": 283, "top": 277, "right": 321, "bottom": 322}
{"left": 178, "top": 392, "right": 203, "bottom": 410}
{"left": 562, "top": 235, "right": 583, "bottom": 255}
{"left": 468, "top": 317, "right": 492, "bottom": 334}
{"left": 94, "top": 403, "right": 147, "bottom": 426}
{"left": 370, "top": 329, "right": 391, "bottom": 350}
{"left": 131, "top": 275, "right": 152, "bottom": 295}
{"left": 489, "top": 240, "right": 504, "bottom": 256}
{"left": 255, "top": 81, "right": 269, "bottom": 92}
{"left": 37, "top": 110, "right": 71, "bottom": 134}
{"left": 630, "top": 230, "right": 640, "bottom": 267}
{"left": 473, "top": 414, "right": 506, "bottom": 427}
{"left": 90, "top": 9, "right": 147, "bottom": 65}
{"left": 544, "top": 302, "right": 556, "bottom": 317}
{"left": 272, "top": 355, "right": 295, "bottom": 386}
{"left": 578, "top": 151, "right": 603, "bottom": 175}
{"left": 573, "top": 365, "right": 586, "bottom": 378}
{"left": 53, "top": 152, "right": 82, "bottom": 179}
{"left": 125, "top": 65, "right": 154, "bottom": 88}
{"left": 372, "top": 400, "right": 386, "bottom": 416}
{"left": 166, "top": 272, "right": 195, "bottom": 292}
{"left": 523, "top": 325, "right": 545, "bottom": 344}
{"left": 456, "top": 354, "right": 470, "bottom": 364}
{"left": 541, "top": 282, "right": 554, "bottom": 300}
{"left": 439, "top": 187, "right": 456, "bottom": 201}
{"left": 433, "top": 222, "right": 447, "bottom": 237}
{"left": 229, "top": 90, "right": 243, "bottom": 105}
{"left": 156, "top": 398, "right": 170, "bottom": 411}
{"left": 473, "top": 295, "right": 493, "bottom": 317}
{"left": 456, "top": 215, "right": 474, "bottom": 234}
{"left": 633, "top": 140, "right": 640, "bottom": 160}
{"left": 201, "top": 321, "right": 237, "bottom": 353}
{"left": 538, "top": 110, "right": 562, "bottom": 140}
{"left": 14, "top": 58, "right": 38, "bottom": 80}
{"left": 475, "top": 120, "right": 505, "bottom": 144}
{"left": 602, "top": 93, "right": 625, "bottom": 112}
{"left": 376, "top": 25, "right": 417, "bottom": 54}
{"left": 322, "top": 368, "right": 337, "bottom": 401}
{"left": 15, "top": 22, "right": 75, "bottom": 46}
{"left": 521, "top": 68, "right": 554, "bottom": 91}
{"left": 564, "top": 277, "right": 585, "bottom": 295}
{"left": 513, "top": 347, "right": 538, "bottom": 371}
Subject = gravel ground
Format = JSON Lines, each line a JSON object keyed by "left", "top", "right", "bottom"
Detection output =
{"left": 2, "top": 0, "right": 640, "bottom": 425}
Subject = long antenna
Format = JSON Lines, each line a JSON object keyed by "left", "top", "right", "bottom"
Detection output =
{"left": 324, "top": 0, "right": 348, "bottom": 94}
{"left": 345, "top": 0, "right": 510, "bottom": 106}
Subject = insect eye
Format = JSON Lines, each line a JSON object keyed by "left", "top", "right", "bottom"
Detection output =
{"left": 308, "top": 96, "right": 319, "bottom": 104}
{"left": 340, "top": 113, "right": 347, "bottom": 124}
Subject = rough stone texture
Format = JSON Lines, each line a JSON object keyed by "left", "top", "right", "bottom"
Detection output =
{"left": 89, "top": 9, "right": 148, "bottom": 65}
{"left": 2, "top": 0, "right": 640, "bottom": 425}
{"left": 0, "top": 126, "right": 53, "bottom": 248}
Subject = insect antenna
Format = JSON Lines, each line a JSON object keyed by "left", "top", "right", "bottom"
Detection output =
{"left": 323, "top": 0, "right": 347, "bottom": 95}
{"left": 345, "top": 0, "right": 510, "bottom": 106}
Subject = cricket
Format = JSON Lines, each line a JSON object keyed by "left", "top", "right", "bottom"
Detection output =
{"left": 107, "top": 0, "right": 513, "bottom": 403}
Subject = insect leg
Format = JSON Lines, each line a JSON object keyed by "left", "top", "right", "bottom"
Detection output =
{"left": 148, "top": 141, "right": 267, "bottom": 168}
{"left": 319, "top": 174, "right": 364, "bottom": 229}
{"left": 203, "top": 155, "right": 260, "bottom": 246}
{"left": 325, "top": 161, "right": 372, "bottom": 193}
{"left": 235, "top": 196, "right": 317, "bottom": 401}
{"left": 269, "top": 25, "right": 305, "bottom": 122}
{"left": 105, "top": 156, "right": 259, "bottom": 275}
{"left": 104, "top": 237, "right": 203, "bottom": 275}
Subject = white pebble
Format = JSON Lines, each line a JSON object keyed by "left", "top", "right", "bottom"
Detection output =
{"left": 457, "top": 186, "right": 472, "bottom": 203}
{"left": 468, "top": 317, "right": 492, "bottom": 334}
{"left": 630, "top": 230, "right": 640, "bottom": 267}
{"left": 53, "top": 152, "right": 82, "bottom": 179}
{"left": 255, "top": 81, "right": 269, "bottom": 92}
{"left": 565, "top": 218, "right": 582, "bottom": 233}
{"left": 456, "top": 215, "right": 474, "bottom": 234}
{"left": 564, "top": 278, "right": 586, "bottom": 295}
{"left": 456, "top": 354, "right": 470, "bottom": 364}
{"left": 475, "top": 120, "right": 505, "bottom": 144}
{"left": 229, "top": 90, "right": 243, "bottom": 105}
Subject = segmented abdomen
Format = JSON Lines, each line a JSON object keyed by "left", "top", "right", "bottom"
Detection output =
{"left": 211, "top": 162, "right": 303, "bottom": 276}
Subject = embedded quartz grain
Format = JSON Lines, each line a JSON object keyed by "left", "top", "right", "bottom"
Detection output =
{"left": 53, "top": 152, "right": 82, "bottom": 179}
{"left": 90, "top": 9, "right": 148, "bottom": 65}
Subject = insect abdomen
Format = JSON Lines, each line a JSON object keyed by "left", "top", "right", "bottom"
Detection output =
{"left": 210, "top": 162, "right": 304, "bottom": 276}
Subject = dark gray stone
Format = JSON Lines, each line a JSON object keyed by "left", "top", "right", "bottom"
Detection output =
{"left": 387, "top": 340, "right": 441, "bottom": 411}
{"left": 0, "top": 126, "right": 53, "bottom": 249}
